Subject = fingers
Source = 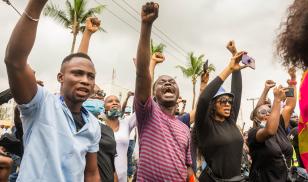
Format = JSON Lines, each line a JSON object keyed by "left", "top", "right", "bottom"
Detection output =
{"left": 142, "top": 2, "right": 159, "bottom": 23}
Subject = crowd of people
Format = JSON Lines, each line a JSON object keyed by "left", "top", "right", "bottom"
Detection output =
{"left": 0, "top": 0, "right": 308, "bottom": 181}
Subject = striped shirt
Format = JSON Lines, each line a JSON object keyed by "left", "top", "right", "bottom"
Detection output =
{"left": 135, "top": 97, "right": 192, "bottom": 181}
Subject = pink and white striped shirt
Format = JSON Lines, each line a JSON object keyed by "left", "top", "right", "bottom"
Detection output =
{"left": 135, "top": 97, "right": 192, "bottom": 181}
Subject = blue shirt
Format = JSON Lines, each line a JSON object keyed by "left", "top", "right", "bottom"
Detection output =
{"left": 17, "top": 86, "right": 101, "bottom": 182}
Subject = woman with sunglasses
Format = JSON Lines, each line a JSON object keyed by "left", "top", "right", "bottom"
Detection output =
{"left": 192, "top": 46, "right": 247, "bottom": 181}
{"left": 248, "top": 70, "right": 297, "bottom": 182}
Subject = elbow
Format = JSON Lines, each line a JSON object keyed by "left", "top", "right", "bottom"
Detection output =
{"left": 264, "top": 127, "right": 277, "bottom": 137}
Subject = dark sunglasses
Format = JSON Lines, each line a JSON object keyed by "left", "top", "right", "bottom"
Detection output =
{"left": 217, "top": 97, "right": 233, "bottom": 105}
{"left": 258, "top": 109, "right": 271, "bottom": 115}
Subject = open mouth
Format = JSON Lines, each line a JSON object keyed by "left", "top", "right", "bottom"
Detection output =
{"left": 163, "top": 87, "right": 175, "bottom": 97}
{"left": 223, "top": 108, "right": 231, "bottom": 114}
{"left": 76, "top": 87, "right": 90, "bottom": 96}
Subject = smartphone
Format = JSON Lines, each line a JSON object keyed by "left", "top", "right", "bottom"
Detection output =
{"left": 285, "top": 87, "right": 294, "bottom": 97}
{"left": 241, "top": 54, "right": 256, "bottom": 70}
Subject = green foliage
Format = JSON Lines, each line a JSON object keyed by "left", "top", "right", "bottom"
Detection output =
{"left": 176, "top": 52, "right": 205, "bottom": 81}
{"left": 151, "top": 39, "right": 166, "bottom": 54}
{"left": 44, "top": 0, "right": 105, "bottom": 33}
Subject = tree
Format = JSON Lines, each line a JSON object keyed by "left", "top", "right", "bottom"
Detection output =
{"left": 151, "top": 39, "right": 166, "bottom": 54}
{"left": 44, "top": 0, "right": 105, "bottom": 53}
{"left": 176, "top": 52, "right": 215, "bottom": 109}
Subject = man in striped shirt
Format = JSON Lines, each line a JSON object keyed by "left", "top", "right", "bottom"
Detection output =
{"left": 134, "top": 2, "right": 193, "bottom": 181}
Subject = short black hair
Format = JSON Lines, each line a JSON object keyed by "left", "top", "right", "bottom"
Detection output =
{"left": 61, "top": 52, "right": 92, "bottom": 65}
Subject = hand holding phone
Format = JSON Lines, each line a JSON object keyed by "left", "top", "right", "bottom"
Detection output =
{"left": 284, "top": 87, "right": 294, "bottom": 97}
{"left": 241, "top": 54, "right": 256, "bottom": 70}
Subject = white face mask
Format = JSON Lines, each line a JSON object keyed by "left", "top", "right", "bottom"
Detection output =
{"left": 259, "top": 121, "right": 266, "bottom": 128}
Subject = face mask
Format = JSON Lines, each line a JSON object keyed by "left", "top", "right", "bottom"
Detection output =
{"left": 106, "top": 108, "right": 122, "bottom": 119}
{"left": 83, "top": 99, "right": 104, "bottom": 116}
{"left": 258, "top": 120, "right": 266, "bottom": 128}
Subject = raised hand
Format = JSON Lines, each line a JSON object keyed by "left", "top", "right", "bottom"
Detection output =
{"left": 127, "top": 91, "right": 134, "bottom": 97}
{"left": 228, "top": 51, "right": 246, "bottom": 72}
{"left": 288, "top": 67, "right": 296, "bottom": 80}
{"left": 273, "top": 85, "right": 287, "bottom": 102}
{"left": 226, "top": 40, "right": 237, "bottom": 56}
{"left": 141, "top": 2, "right": 159, "bottom": 24}
{"left": 151, "top": 52, "right": 165, "bottom": 64}
{"left": 265, "top": 80, "right": 276, "bottom": 90}
{"left": 85, "top": 17, "right": 101, "bottom": 34}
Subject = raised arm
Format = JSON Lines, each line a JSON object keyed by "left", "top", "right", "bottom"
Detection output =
{"left": 4, "top": 0, "right": 48, "bottom": 104}
{"left": 195, "top": 52, "right": 245, "bottom": 125}
{"left": 121, "top": 91, "right": 134, "bottom": 114}
{"left": 149, "top": 52, "right": 165, "bottom": 84}
{"left": 231, "top": 70, "right": 242, "bottom": 121}
{"left": 281, "top": 67, "right": 297, "bottom": 128}
{"left": 135, "top": 2, "right": 159, "bottom": 104}
{"left": 255, "top": 86, "right": 286, "bottom": 142}
{"left": 78, "top": 17, "right": 100, "bottom": 54}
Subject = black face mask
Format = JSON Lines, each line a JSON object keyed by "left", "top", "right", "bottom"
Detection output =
{"left": 175, "top": 111, "right": 180, "bottom": 116}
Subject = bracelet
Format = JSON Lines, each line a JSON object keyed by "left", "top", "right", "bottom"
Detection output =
{"left": 288, "top": 79, "right": 297, "bottom": 86}
{"left": 23, "top": 11, "right": 39, "bottom": 22}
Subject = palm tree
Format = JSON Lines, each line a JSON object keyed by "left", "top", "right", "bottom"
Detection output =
{"left": 44, "top": 0, "right": 105, "bottom": 53}
{"left": 176, "top": 52, "right": 215, "bottom": 109}
{"left": 151, "top": 39, "right": 166, "bottom": 54}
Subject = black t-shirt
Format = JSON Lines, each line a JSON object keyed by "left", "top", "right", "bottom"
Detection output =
{"left": 288, "top": 127, "right": 304, "bottom": 167}
{"left": 72, "top": 112, "right": 85, "bottom": 131}
{"left": 98, "top": 123, "right": 117, "bottom": 182}
{"left": 248, "top": 115, "right": 293, "bottom": 182}
{"left": 195, "top": 72, "right": 244, "bottom": 181}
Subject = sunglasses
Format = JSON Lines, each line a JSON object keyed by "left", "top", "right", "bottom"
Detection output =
{"left": 258, "top": 109, "right": 271, "bottom": 116}
{"left": 217, "top": 97, "right": 233, "bottom": 105}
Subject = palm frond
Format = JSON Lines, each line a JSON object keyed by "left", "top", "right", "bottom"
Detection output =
{"left": 80, "top": 5, "right": 105, "bottom": 23}
{"left": 44, "top": 3, "right": 71, "bottom": 28}
{"left": 176, "top": 65, "right": 194, "bottom": 77}
{"left": 151, "top": 40, "right": 166, "bottom": 54}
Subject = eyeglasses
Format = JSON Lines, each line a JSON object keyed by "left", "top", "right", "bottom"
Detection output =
{"left": 217, "top": 98, "right": 233, "bottom": 105}
{"left": 95, "top": 90, "right": 106, "bottom": 97}
{"left": 258, "top": 109, "right": 271, "bottom": 116}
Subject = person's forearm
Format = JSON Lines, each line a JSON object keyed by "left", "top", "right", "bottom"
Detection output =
{"left": 84, "top": 173, "right": 100, "bottom": 182}
{"left": 255, "top": 87, "right": 270, "bottom": 108}
{"left": 5, "top": 0, "right": 47, "bottom": 67}
{"left": 135, "top": 23, "right": 153, "bottom": 103}
{"left": 218, "top": 66, "right": 233, "bottom": 81}
{"left": 265, "top": 99, "right": 281, "bottom": 135}
{"left": 121, "top": 96, "right": 130, "bottom": 114}
{"left": 231, "top": 70, "right": 242, "bottom": 120}
{"left": 78, "top": 31, "right": 92, "bottom": 54}
{"left": 136, "top": 23, "right": 152, "bottom": 78}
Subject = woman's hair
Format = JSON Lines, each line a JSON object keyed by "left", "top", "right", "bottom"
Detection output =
{"left": 276, "top": 0, "right": 308, "bottom": 69}
{"left": 192, "top": 97, "right": 235, "bottom": 155}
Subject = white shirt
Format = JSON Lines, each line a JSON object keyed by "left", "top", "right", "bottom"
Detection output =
{"left": 114, "top": 114, "right": 136, "bottom": 182}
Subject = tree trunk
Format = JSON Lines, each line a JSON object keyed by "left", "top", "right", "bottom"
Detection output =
{"left": 192, "top": 79, "right": 196, "bottom": 110}
{"left": 70, "top": 12, "right": 78, "bottom": 53}
{"left": 71, "top": 33, "right": 77, "bottom": 53}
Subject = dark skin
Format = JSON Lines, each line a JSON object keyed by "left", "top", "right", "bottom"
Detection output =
{"left": 135, "top": 2, "right": 194, "bottom": 178}
{"left": 4, "top": 0, "right": 100, "bottom": 181}
{"left": 214, "top": 95, "right": 233, "bottom": 122}
{"left": 57, "top": 57, "right": 96, "bottom": 113}
{"left": 104, "top": 95, "right": 121, "bottom": 132}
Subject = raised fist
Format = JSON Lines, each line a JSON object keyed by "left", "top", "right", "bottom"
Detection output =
{"left": 288, "top": 67, "right": 296, "bottom": 80}
{"left": 127, "top": 91, "right": 134, "bottom": 97}
{"left": 85, "top": 17, "right": 101, "bottom": 33}
{"left": 226, "top": 40, "right": 237, "bottom": 56}
{"left": 151, "top": 52, "right": 165, "bottom": 64}
{"left": 273, "top": 85, "right": 287, "bottom": 102}
{"left": 141, "top": 2, "right": 159, "bottom": 24}
{"left": 265, "top": 80, "right": 276, "bottom": 90}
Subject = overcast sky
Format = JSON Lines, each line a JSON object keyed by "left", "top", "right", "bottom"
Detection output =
{"left": 0, "top": 0, "right": 297, "bottom": 130}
